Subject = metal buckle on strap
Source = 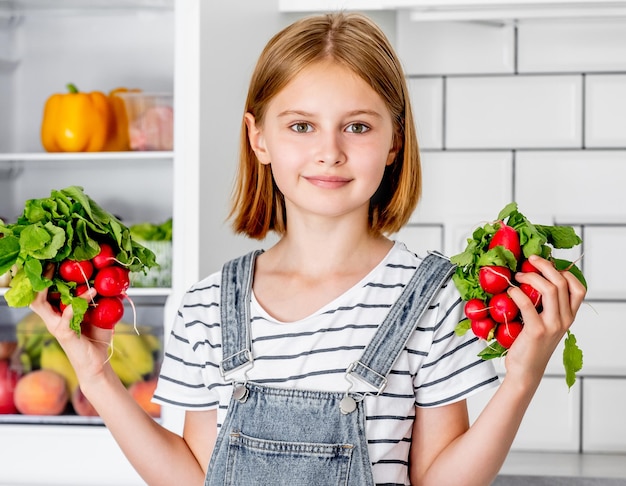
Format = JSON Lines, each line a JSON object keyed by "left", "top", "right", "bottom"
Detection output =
{"left": 344, "top": 361, "right": 388, "bottom": 396}
{"left": 219, "top": 349, "right": 253, "bottom": 382}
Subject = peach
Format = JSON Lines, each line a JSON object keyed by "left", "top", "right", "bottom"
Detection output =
{"left": 14, "top": 369, "right": 68, "bottom": 415}
{"left": 71, "top": 387, "right": 99, "bottom": 417}
{"left": 129, "top": 378, "right": 161, "bottom": 418}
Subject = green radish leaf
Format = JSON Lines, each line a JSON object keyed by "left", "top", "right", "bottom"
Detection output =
{"left": 4, "top": 268, "right": 36, "bottom": 308}
{"left": 478, "top": 342, "right": 507, "bottom": 360}
{"left": 455, "top": 318, "right": 471, "bottom": 337}
{"left": 496, "top": 202, "right": 518, "bottom": 221}
{"left": 536, "top": 224, "right": 582, "bottom": 249}
{"left": 0, "top": 235, "right": 20, "bottom": 275}
{"left": 553, "top": 258, "right": 587, "bottom": 290}
{"left": 563, "top": 331, "right": 583, "bottom": 389}
{"left": 23, "top": 258, "right": 51, "bottom": 292}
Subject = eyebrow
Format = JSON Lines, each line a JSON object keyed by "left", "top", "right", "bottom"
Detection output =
{"left": 277, "top": 109, "right": 384, "bottom": 119}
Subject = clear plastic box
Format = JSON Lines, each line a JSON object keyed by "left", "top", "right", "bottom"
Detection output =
{"left": 116, "top": 92, "right": 174, "bottom": 151}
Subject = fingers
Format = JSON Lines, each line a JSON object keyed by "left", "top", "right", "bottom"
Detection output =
{"left": 515, "top": 255, "right": 587, "bottom": 329}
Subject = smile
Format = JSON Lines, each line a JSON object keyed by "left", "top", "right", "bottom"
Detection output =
{"left": 303, "top": 175, "right": 352, "bottom": 189}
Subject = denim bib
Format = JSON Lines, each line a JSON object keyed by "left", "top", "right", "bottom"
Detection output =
{"left": 205, "top": 250, "right": 455, "bottom": 486}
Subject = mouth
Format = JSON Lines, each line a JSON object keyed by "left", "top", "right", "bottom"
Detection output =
{"left": 303, "top": 175, "right": 352, "bottom": 189}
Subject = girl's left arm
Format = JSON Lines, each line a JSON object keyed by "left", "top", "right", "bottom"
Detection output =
{"left": 409, "top": 255, "right": 587, "bottom": 486}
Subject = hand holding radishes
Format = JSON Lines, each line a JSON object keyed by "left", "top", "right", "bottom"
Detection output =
{"left": 451, "top": 202, "right": 587, "bottom": 388}
{"left": 0, "top": 186, "right": 157, "bottom": 334}
{"left": 501, "top": 254, "right": 586, "bottom": 387}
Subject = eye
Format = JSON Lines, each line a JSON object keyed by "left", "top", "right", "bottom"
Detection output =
{"left": 290, "top": 122, "right": 313, "bottom": 133}
{"left": 346, "top": 123, "right": 370, "bottom": 134}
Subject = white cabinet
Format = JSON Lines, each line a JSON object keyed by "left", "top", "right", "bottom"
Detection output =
{"left": 278, "top": 0, "right": 626, "bottom": 21}
{"left": 0, "top": 1, "right": 200, "bottom": 484}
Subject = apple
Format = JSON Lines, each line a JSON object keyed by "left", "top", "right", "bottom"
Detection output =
{"left": 0, "top": 359, "right": 19, "bottom": 414}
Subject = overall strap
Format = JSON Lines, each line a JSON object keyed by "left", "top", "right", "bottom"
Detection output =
{"left": 345, "top": 252, "right": 456, "bottom": 395}
{"left": 219, "top": 250, "right": 262, "bottom": 381}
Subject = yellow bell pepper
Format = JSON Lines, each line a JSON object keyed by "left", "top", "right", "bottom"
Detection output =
{"left": 104, "top": 87, "right": 141, "bottom": 152}
{"left": 41, "top": 83, "right": 111, "bottom": 152}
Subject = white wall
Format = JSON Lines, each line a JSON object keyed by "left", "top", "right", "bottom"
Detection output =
{"left": 396, "top": 14, "right": 626, "bottom": 454}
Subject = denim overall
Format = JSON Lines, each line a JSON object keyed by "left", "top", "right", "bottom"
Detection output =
{"left": 205, "top": 250, "right": 455, "bottom": 486}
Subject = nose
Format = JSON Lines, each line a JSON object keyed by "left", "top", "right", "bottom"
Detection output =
{"left": 316, "top": 131, "right": 346, "bottom": 166}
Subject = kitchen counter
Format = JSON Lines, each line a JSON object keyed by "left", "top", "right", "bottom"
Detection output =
{"left": 496, "top": 451, "right": 626, "bottom": 485}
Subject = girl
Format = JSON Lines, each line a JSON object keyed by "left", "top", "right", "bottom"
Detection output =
{"left": 31, "top": 11, "right": 586, "bottom": 486}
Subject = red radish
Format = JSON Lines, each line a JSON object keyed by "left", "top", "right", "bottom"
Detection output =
{"left": 85, "top": 296, "right": 124, "bottom": 329}
{"left": 74, "top": 284, "right": 89, "bottom": 297}
{"left": 59, "top": 259, "right": 93, "bottom": 283}
{"left": 478, "top": 266, "right": 512, "bottom": 295}
{"left": 520, "top": 259, "right": 540, "bottom": 273}
{"left": 471, "top": 317, "right": 496, "bottom": 341}
{"left": 489, "top": 293, "right": 519, "bottom": 324}
{"left": 495, "top": 321, "right": 523, "bottom": 348}
{"left": 520, "top": 283, "right": 542, "bottom": 308}
{"left": 464, "top": 298, "right": 489, "bottom": 320}
{"left": 92, "top": 243, "right": 116, "bottom": 269}
{"left": 489, "top": 223, "right": 521, "bottom": 261}
{"left": 94, "top": 266, "right": 130, "bottom": 297}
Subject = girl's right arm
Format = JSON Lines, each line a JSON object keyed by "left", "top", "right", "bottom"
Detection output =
{"left": 30, "top": 288, "right": 215, "bottom": 486}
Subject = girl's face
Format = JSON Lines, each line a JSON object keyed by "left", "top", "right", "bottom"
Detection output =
{"left": 246, "top": 60, "right": 397, "bottom": 227}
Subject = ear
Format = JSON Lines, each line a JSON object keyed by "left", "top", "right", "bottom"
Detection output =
{"left": 386, "top": 135, "right": 400, "bottom": 166}
{"left": 245, "top": 113, "right": 271, "bottom": 165}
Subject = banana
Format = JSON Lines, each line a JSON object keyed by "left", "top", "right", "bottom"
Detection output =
{"left": 40, "top": 338, "right": 79, "bottom": 394}
{"left": 115, "top": 321, "right": 161, "bottom": 358}
{"left": 113, "top": 332, "right": 155, "bottom": 377}
{"left": 109, "top": 348, "right": 144, "bottom": 387}
{"left": 140, "top": 333, "right": 162, "bottom": 355}
{"left": 108, "top": 330, "right": 155, "bottom": 386}
{"left": 15, "top": 312, "right": 52, "bottom": 370}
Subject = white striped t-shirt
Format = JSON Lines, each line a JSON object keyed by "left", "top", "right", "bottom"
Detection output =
{"left": 153, "top": 241, "right": 499, "bottom": 485}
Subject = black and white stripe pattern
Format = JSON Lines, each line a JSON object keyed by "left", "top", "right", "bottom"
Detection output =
{"left": 154, "top": 241, "right": 499, "bottom": 484}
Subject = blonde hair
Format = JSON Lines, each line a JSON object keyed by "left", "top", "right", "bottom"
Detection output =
{"left": 230, "top": 12, "right": 421, "bottom": 239}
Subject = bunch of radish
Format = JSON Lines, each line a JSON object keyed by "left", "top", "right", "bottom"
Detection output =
{"left": 48, "top": 242, "right": 132, "bottom": 330}
{"left": 450, "top": 203, "right": 587, "bottom": 388}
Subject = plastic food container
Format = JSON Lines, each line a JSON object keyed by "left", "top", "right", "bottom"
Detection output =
{"left": 130, "top": 240, "right": 172, "bottom": 288}
{"left": 117, "top": 92, "right": 174, "bottom": 151}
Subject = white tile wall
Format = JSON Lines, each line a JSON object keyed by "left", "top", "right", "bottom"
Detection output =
{"left": 515, "top": 151, "right": 626, "bottom": 224}
{"left": 468, "top": 377, "right": 581, "bottom": 452}
{"left": 397, "top": 16, "right": 515, "bottom": 75}
{"left": 446, "top": 75, "right": 583, "bottom": 149}
{"left": 518, "top": 19, "right": 626, "bottom": 73}
{"left": 397, "top": 12, "right": 626, "bottom": 454}
{"left": 570, "top": 302, "right": 626, "bottom": 375}
{"left": 583, "top": 378, "right": 626, "bottom": 453}
{"left": 411, "top": 151, "right": 513, "bottom": 255}
{"left": 407, "top": 77, "right": 443, "bottom": 149}
{"left": 585, "top": 75, "right": 626, "bottom": 148}
{"left": 583, "top": 226, "right": 626, "bottom": 300}
{"left": 392, "top": 224, "right": 443, "bottom": 258}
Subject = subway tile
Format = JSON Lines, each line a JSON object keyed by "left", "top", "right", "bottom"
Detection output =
{"left": 411, "top": 151, "right": 513, "bottom": 255}
{"left": 515, "top": 150, "right": 626, "bottom": 224}
{"left": 583, "top": 378, "right": 626, "bottom": 453}
{"left": 586, "top": 75, "right": 626, "bottom": 148}
{"left": 570, "top": 302, "right": 626, "bottom": 375}
{"left": 392, "top": 224, "right": 443, "bottom": 257}
{"left": 396, "top": 13, "right": 515, "bottom": 75}
{"left": 446, "top": 75, "right": 583, "bottom": 149}
{"left": 518, "top": 19, "right": 626, "bottom": 73}
{"left": 408, "top": 77, "right": 443, "bottom": 150}
{"left": 467, "top": 377, "right": 580, "bottom": 452}
{"left": 582, "top": 225, "right": 626, "bottom": 300}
